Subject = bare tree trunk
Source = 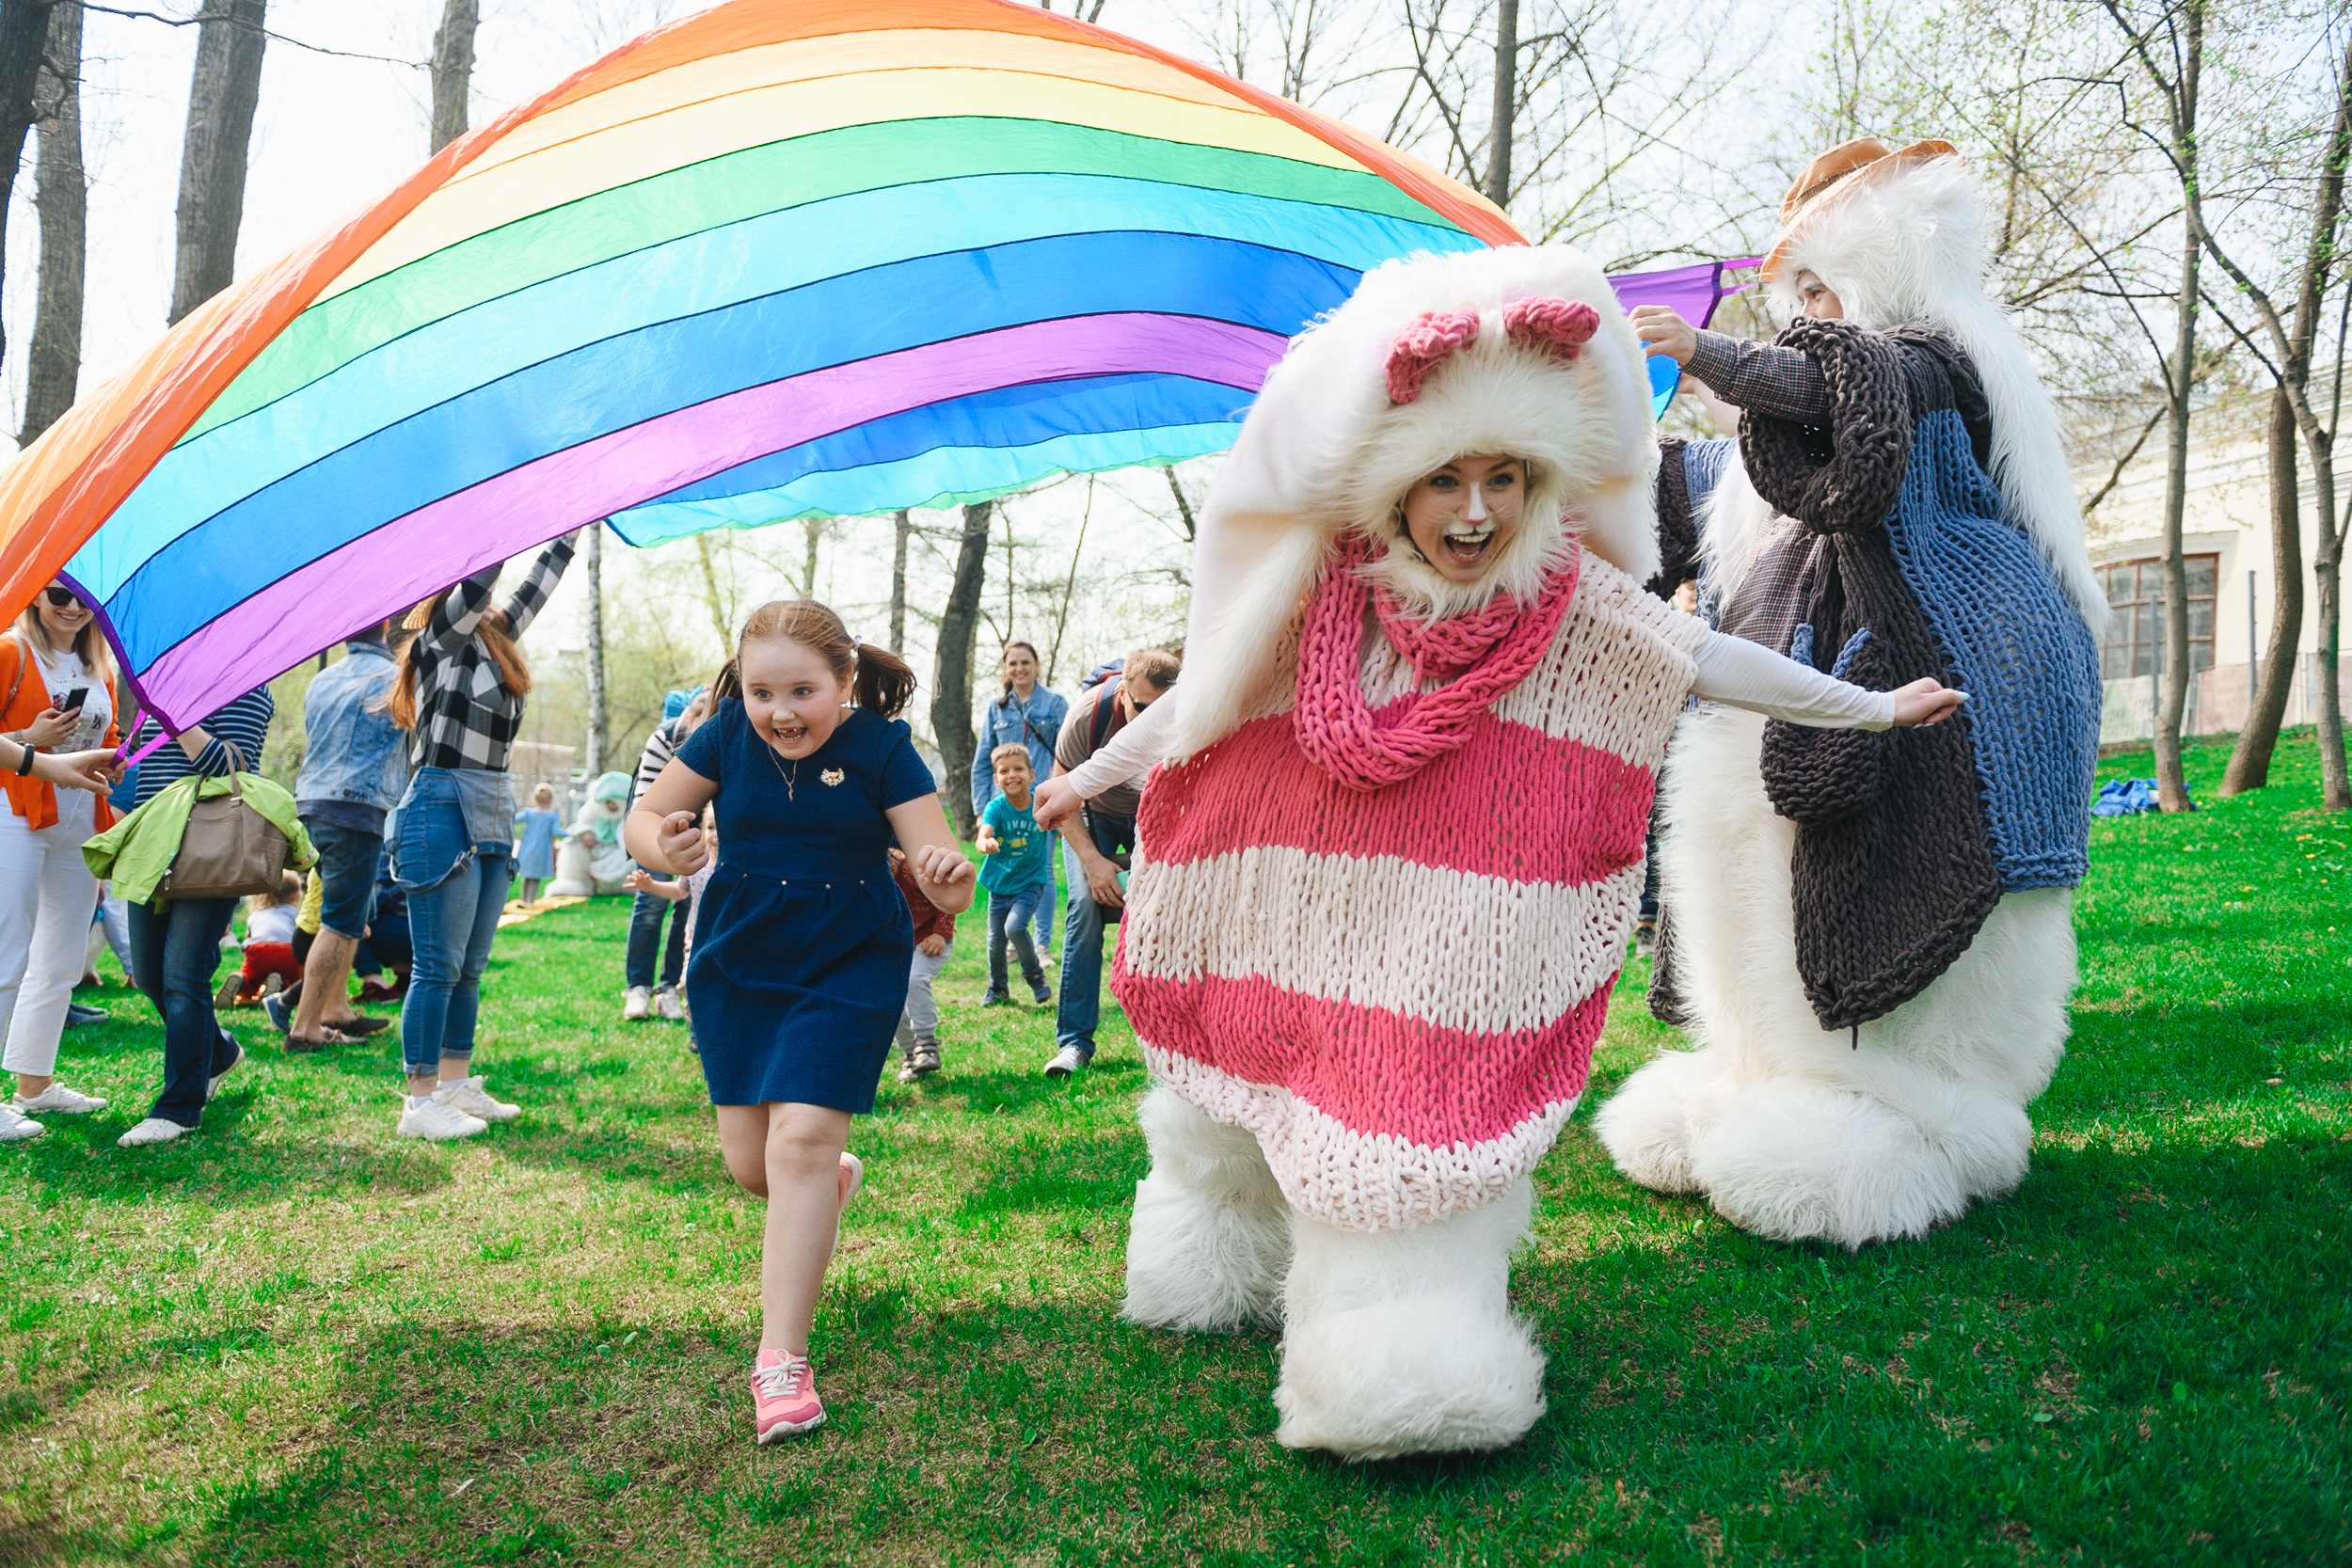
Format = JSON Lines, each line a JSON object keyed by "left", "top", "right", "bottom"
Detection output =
{"left": 691, "top": 534, "right": 731, "bottom": 650}
{"left": 889, "top": 510, "right": 912, "bottom": 653}
{"left": 2225, "top": 388, "right": 2309, "bottom": 793}
{"left": 169, "top": 0, "right": 267, "bottom": 325}
{"left": 427, "top": 0, "right": 477, "bottom": 153}
{"left": 930, "top": 501, "right": 993, "bottom": 840}
{"left": 0, "top": 0, "right": 56, "bottom": 374}
{"left": 1483, "top": 0, "right": 1518, "bottom": 208}
{"left": 1048, "top": 483, "right": 1094, "bottom": 686}
{"left": 798, "top": 518, "right": 824, "bottom": 598}
{"left": 2319, "top": 458, "right": 2349, "bottom": 809}
{"left": 584, "top": 524, "right": 607, "bottom": 778}
{"left": 20, "top": 0, "right": 81, "bottom": 446}
{"left": 2221, "top": 35, "right": 2350, "bottom": 797}
{"left": 2151, "top": 1, "right": 2201, "bottom": 814}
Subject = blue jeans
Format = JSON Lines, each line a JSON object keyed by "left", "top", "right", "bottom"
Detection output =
{"left": 304, "top": 819, "right": 383, "bottom": 940}
{"left": 986, "top": 880, "right": 1051, "bottom": 996}
{"left": 1027, "top": 873, "right": 1056, "bottom": 958}
{"left": 400, "top": 846, "right": 512, "bottom": 1076}
{"left": 626, "top": 881, "right": 687, "bottom": 990}
{"left": 127, "top": 896, "right": 241, "bottom": 1127}
{"left": 1055, "top": 813, "right": 1135, "bottom": 1062}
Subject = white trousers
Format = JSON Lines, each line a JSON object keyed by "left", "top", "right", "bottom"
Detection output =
{"left": 896, "top": 942, "right": 953, "bottom": 1051}
{"left": 0, "top": 798, "right": 103, "bottom": 1079}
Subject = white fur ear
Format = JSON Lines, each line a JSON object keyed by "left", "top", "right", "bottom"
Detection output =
{"left": 1166, "top": 520, "right": 1328, "bottom": 761}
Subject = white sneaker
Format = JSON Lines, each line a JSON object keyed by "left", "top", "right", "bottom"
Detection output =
{"left": 434, "top": 1076, "right": 519, "bottom": 1123}
{"left": 653, "top": 987, "right": 687, "bottom": 1022}
{"left": 1042, "top": 1045, "right": 1089, "bottom": 1078}
{"left": 0, "top": 1105, "right": 46, "bottom": 1142}
{"left": 11, "top": 1083, "right": 107, "bottom": 1115}
{"left": 622, "top": 986, "right": 651, "bottom": 1022}
{"left": 208, "top": 1040, "right": 245, "bottom": 1101}
{"left": 397, "top": 1097, "right": 486, "bottom": 1141}
{"left": 118, "top": 1117, "right": 188, "bottom": 1148}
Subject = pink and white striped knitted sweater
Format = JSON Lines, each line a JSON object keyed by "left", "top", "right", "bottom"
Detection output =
{"left": 1113, "top": 542, "right": 1709, "bottom": 1232}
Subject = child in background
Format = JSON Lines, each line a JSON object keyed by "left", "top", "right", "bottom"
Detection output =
{"left": 625, "top": 600, "right": 974, "bottom": 1444}
{"left": 514, "top": 783, "right": 563, "bottom": 904}
{"left": 218, "top": 873, "right": 305, "bottom": 1007}
{"left": 621, "top": 815, "right": 720, "bottom": 1045}
{"left": 973, "top": 743, "right": 1053, "bottom": 1007}
{"left": 889, "top": 846, "right": 956, "bottom": 1081}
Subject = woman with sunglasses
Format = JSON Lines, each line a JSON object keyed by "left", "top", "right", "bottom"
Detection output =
{"left": 0, "top": 583, "right": 127, "bottom": 1141}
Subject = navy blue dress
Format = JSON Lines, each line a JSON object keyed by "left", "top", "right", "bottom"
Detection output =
{"left": 676, "top": 702, "right": 938, "bottom": 1111}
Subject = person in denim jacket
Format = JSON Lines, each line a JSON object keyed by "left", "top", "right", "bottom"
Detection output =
{"left": 283, "top": 623, "right": 407, "bottom": 1050}
{"left": 967, "top": 642, "right": 1067, "bottom": 962}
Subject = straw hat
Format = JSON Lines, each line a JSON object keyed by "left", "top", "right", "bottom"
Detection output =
{"left": 1763, "top": 137, "right": 1958, "bottom": 281}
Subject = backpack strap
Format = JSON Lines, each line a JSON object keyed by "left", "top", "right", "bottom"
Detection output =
{"left": 1089, "top": 681, "right": 1121, "bottom": 751}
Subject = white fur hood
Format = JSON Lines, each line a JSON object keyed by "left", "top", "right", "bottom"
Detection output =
{"left": 1169, "top": 245, "right": 1661, "bottom": 759}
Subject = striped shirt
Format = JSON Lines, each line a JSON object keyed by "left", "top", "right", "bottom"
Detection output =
{"left": 632, "top": 717, "right": 681, "bottom": 804}
{"left": 405, "top": 537, "right": 574, "bottom": 772}
{"left": 131, "top": 689, "right": 276, "bottom": 807}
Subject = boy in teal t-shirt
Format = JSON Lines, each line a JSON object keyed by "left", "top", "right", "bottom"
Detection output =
{"left": 975, "top": 743, "right": 1055, "bottom": 1006}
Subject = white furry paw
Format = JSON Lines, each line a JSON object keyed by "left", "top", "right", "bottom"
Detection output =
{"left": 1274, "top": 1291, "right": 1547, "bottom": 1460}
{"left": 1591, "top": 1049, "right": 1728, "bottom": 1194}
{"left": 1121, "top": 1166, "right": 1291, "bottom": 1331}
{"left": 1120, "top": 1086, "right": 1291, "bottom": 1332}
{"left": 1689, "top": 1079, "right": 2032, "bottom": 1249}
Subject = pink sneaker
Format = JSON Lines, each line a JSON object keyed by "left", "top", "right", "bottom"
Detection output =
{"left": 838, "top": 1151, "right": 864, "bottom": 1208}
{"left": 752, "top": 1349, "right": 825, "bottom": 1441}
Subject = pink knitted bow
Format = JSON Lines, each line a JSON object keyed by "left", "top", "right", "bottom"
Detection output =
{"left": 1292, "top": 537, "right": 1582, "bottom": 791}
{"left": 1503, "top": 296, "right": 1599, "bottom": 363}
{"left": 1384, "top": 309, "right": 1481, "bottom": 404}
{"left": 1384, "top": 298, "right": 1600, "bottom": 405}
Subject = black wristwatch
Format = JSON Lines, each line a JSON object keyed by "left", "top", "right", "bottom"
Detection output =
{"left": 13, "top": 741, "right": 36, "bottom": 776}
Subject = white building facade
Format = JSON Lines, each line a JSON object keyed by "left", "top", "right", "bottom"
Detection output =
{"left": 2081, "top": 416, "right": 2346, "bottom": 746}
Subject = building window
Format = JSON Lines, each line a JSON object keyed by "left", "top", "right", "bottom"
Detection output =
{"left": 2099, "top": 554, "right": 2216, "bottom": 680}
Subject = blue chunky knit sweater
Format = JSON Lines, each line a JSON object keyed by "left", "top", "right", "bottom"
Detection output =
{"left": 1654, "top": 321, "right": 2099, "bottom": 1027}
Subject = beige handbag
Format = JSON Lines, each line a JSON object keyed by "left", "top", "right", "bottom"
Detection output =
{"left": 158, "top": 741, "right": 290, "bottom": 900}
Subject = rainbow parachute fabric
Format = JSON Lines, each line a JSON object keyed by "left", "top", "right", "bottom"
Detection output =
{"left": 0, "top": 0, "right": 1516, "bottom": 732}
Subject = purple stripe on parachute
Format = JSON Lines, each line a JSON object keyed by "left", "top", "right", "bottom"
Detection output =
{"left": 1606, "top": 258, "right": 1759, "bottom": 418}
{"left": 1605, "top": 258, "right": 1757, "bottom": 329}
{"left": 135, "top": 312, "right": 1286, "bottom": 726}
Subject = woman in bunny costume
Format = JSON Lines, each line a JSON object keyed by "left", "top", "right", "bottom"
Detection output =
{"left": 1033, "top": 243, "right": 1963, "bottom": 1459}
{"left": 1601, "top": 140, "right": 2106, "bottom": 1252}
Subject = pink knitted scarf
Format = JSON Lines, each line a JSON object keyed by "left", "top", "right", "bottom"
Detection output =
{"left": 1292, "top": 537, "right": 1582, "bottom": 791}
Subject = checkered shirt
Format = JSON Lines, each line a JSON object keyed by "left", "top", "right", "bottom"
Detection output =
{"left": 1686, "top": 330, "right": 1835, "bottom": 425}
{"left": 406, "top": 536, "right": 575, "bottom": 772}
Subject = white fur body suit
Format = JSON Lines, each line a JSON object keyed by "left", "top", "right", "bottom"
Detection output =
{"left": 1593, "top": 153, "right": 2097, "bottom": 1249}
{"left": 1118, "top": 245, "right": 1664, "bottom": 1461}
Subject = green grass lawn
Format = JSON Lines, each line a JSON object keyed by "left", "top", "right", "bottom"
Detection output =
{"left": 1, "top": 733, "right": 2344, "bottom": 1566}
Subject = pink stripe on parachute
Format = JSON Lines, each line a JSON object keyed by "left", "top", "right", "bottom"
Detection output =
{"left": 1138, "top": 709, "right": 1659, "bottom": 886}
{"left": 135, "top": 313, "right": 1285, "bottom": 724}
{"left": 1112, "top": 964, "right": 1614, "bottom": 1147}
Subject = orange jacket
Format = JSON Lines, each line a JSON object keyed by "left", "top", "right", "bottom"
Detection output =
{"left": 1, "top": 630, "right": 124, "bottom": 833}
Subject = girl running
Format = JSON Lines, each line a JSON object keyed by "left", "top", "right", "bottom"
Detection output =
{"left": 626, "top": 601, "right": 974, "bottom": 1443}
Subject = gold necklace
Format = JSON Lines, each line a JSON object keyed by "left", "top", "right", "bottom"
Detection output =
{"left": 766, "top": 739, "right": 801, "bottom": 802}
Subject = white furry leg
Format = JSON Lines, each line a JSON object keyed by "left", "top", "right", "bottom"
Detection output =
{"left": 1689, "top": 1076, "right": 2032, "bottom": 1249}
{"left": 1592, "top": 1048, "right": 1732, "bottom": 1194}
{"left": 1274, "top": 1181, "right": 1547, "bottom": 1460}
{"left": 1120, "top": 1085, "right": 1292, "bottom": 1332}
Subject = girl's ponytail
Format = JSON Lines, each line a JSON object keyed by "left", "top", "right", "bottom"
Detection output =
{"left": 851, "top": 641, "right": 916, "bottom": 719}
